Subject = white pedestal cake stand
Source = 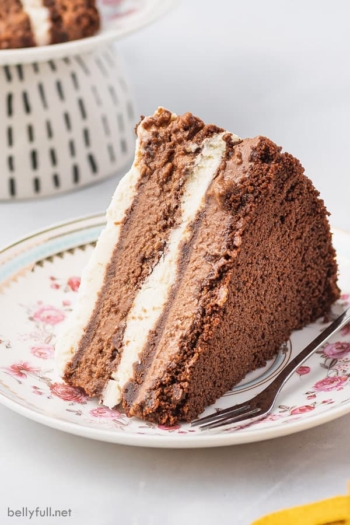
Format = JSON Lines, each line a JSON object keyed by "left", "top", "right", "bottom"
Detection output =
{"left": 0, "top": 0, "right": 176, "bottom": 200}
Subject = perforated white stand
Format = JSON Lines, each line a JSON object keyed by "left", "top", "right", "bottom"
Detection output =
{"left": 0, "top": 46, "right": 136, "bottom": 200}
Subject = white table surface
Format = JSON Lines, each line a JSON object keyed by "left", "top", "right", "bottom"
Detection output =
{"left": 1, "top": 1, "right": 350, "bottom": 524}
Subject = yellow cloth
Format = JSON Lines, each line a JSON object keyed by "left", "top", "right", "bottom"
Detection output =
{"left": 252, "top": 495, "right": 350, "bottom": 525}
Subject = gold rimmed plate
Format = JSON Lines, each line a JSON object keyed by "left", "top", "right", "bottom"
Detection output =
{"left": 0, "top": 215, "right": 349, "bottom": 448}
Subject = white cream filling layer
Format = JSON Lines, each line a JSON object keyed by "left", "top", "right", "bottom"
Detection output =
{"left": 102, "top": 132, "right": 229, "bottom": 408}
{"left": 55, "top": 137, "right": 144, "bottom": 377}
{"left": 21, "top": 0, "right": 51, "bottom": 46}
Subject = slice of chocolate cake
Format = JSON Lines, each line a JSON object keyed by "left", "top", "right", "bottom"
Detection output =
{"left": 0, "top": 0, "right": 100, "bottom": 49}
{"left": 0, "top": 0, "right": 36, "bottom": 49}
{"left": 56, "top": 107, "right": 340, "bottom": 425}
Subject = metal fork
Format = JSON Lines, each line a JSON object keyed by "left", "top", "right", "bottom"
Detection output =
{"left": 191, "top": 307, "right": 350, "bottom": 431}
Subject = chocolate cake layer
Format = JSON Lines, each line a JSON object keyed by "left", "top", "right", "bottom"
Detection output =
{"left": 0, "top": 0, "right": 36, "bottom": 49}
{"left": 44, "top": 0, "right": 67, "bottom": 44}
{"left": 63, "top": 110, "right": 225, "bottom": 397}
{"left": 124, "top": 137, "right": 339, "bottom": 425}
{"left": 55, "top": 0, "right": 100, "bottom": 41}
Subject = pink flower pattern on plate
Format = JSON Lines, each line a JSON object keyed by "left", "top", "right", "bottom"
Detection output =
{"left": 296, "top": 366, "right": 311, "bottom": 375}
{"left": 261, "top": 414, "right": 285, "bottom": 423}
{"left": 341, "top": 323, "right": 350, "bottom": 337}
{"left": 313, "top": 375, "right": 348, "bottom": 392}
{"left": 33, "top": 305, "right": 65, "bottom": 325}
{"left": 50, "top": 383, "right": 87, "bottom": 404}
{"left": 89, "top": 407, "right": 120, "bottom": 418}
{"left": 32, "top": 386, "right": 43, "bottom": 396}
{"left": 30, "top": 344, "right": 55, "bottom": 360}
{"left": 4, "top": 361, "right": 40, "bottom": 378}
{"left": 67, "top": 277, "right": 81, "bottom": 292}
{"left": 290, "top": 405, "right": 315, "bottom": 415}
{"left": 323, "top": 341, "right": 350, "bottom": 359}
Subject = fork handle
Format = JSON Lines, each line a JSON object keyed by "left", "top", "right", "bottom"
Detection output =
{"left": 264, "top": 306, "right": 350, "bottom": 402}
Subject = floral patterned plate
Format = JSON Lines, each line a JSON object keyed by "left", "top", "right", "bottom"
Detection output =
{"left": 0, "top": 214, "right": 350, "bottom": 448}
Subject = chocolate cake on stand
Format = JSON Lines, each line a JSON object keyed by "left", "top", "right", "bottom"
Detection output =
{"left": 0, "top": 0, "right": 100, "bottom": 49}
{"left": 0, "top": 1, "right": 175, "bottom": 199}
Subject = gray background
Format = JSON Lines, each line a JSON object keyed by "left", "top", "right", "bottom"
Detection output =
{"left": 1, "top": 1, "right": 350, "bottom": 524}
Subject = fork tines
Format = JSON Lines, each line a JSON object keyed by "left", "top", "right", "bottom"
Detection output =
{"left": 191, "top": 308, "right": 350, "bottom": 431}
{"left": 191, "top": 402, "right": 261, "bottom": 431}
